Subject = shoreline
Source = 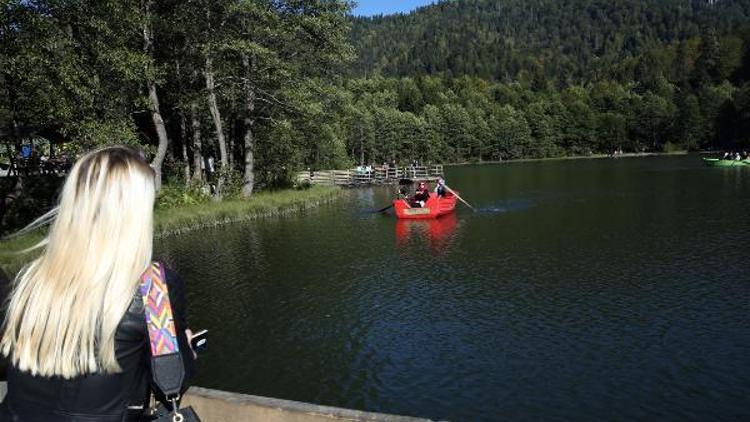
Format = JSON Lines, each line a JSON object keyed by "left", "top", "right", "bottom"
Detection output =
{"left": 445, "top": 151, "right": 691, "bottom": 166}
{"left": 0, "top": 185, "right": 343, "bottom": 275}
{"left": 155, "top": 185, "right": 342, "bottom": 238}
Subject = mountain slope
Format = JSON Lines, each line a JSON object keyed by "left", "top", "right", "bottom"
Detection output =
{"left": 349, "top": 0, "right": 750, "bottom": 82}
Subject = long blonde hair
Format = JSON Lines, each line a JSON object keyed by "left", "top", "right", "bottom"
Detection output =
{"left": 1, "top": 146, "right": 156, "bottom": 378}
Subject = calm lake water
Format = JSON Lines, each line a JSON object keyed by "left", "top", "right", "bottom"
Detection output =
{"left": 158, "top": 155, "right": 750, "bottom": 421}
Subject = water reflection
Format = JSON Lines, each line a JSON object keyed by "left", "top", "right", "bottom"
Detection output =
{"left": 395, "top": 213, "right": 459, "bottom": 255}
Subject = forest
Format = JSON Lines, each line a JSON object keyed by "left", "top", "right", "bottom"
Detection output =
{"left": 3, "top": 0, "right": 750, "bottom": 206}
{"left": 346, "top": 0, "right": 750, "bottom": 162}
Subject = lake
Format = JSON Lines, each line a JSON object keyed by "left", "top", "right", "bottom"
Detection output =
{"left": 158, "top": 155, "right": 750, "bottom": 421}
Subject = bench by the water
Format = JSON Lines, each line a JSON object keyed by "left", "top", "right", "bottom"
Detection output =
{"left": 0, "top": 382, "right": 434, "bottom": 421}
{"left": 299, "top": 165, "right": 444, "bottom": 187}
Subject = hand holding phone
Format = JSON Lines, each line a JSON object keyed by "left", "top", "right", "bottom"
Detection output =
{"left": 189, "top": 329, "right": 208, "bottom": 355}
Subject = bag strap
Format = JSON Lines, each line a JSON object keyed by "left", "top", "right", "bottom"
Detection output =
{"left": 139, "top": 262, "right": 185, "bottom": 400}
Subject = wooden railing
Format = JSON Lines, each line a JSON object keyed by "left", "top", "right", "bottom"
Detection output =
{"left": 299, "top": 165, "right": 444, "bottom": 187}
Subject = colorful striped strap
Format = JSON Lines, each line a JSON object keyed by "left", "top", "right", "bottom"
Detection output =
{"left": 139, "top": 262, "right": 180, "bottom": 356}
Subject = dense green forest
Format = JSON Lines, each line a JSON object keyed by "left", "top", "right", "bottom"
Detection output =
{"left": 4, "top": 0, "right": 750, "bottom": 228}
{"left": 344, "top": 0, "right": 750, "bottom": 163}
{"left": 351, "top": 0, "right": 750, "bottom": 81}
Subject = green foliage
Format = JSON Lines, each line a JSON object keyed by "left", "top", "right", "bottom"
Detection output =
{"left": 495, "top": 105, "right": 533, "bottom": 159}
{"left": 256, "top": 119, "right": 304, "bottom": 189}
{"left": 349, "top": 0, "right": 750, "bottom": 82}
{"left": 0, "top": 176, "right": 61, "bottom": 236}
{"left": 156, "top": 182, "right": 210, "bottom": 209}
{"left": 333, "top": 1, "right": 750, "bottom": 158}
{"left": 153, "top": 185, "right": 342, "bottom": 236}
{"left": 217, "top": 167, "right": 244, "bottom": 198}
{"left": 65, "top": 119, "right": 142, "bottom": 150}
{"left": 662, "top": 142, "right": 682, "bottom": 153}
{"left": 6, "top": 0, "right": 750, "bottom": 212}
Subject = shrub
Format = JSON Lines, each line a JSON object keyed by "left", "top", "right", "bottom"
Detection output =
{"left": 662, "top": 142, "right": 683, "bottom": 153}
{"left": 156, "top": 182, "right": 210, "bottom": 209}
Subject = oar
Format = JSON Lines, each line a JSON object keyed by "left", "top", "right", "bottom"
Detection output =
{"left": 372, "top": 191, "right": 404, "bottom": 213}
{"left": 375, "top": 204, "right": 394, "bottom": 213}
{"left": 444, "top": 185, "right": 476, "bottom": 212}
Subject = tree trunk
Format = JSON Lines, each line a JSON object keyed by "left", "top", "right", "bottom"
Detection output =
{"left": 142, "top": 0, "right": 169, "bottom": 190}
{"left": 228, "top": 125, "right": 234, "bottom": 167}
{"left": 5, "top": 67, "right": 24, "bottom": 177}
{"left": 241, "top": 53, "right": 256, "bottom": 198}
{"left": 5, "top": 142, "right": 17, "bottom": 177}
{"left": 205, "top": 55, "right": 228, "bottom": 196}
{"left": 11, "top": 118, "right": 26, "bottom": 176}
{"left": 190, "top": 103, "right": 203, "bottom": 183}
{"left": 179, "top": 111, "right": 190, "bottom": 185}
{"left": 146, "top": 80, "right": 169, "bottom": 190}
{"left": 359, "top": 126, "right": 364, "bottom": 166}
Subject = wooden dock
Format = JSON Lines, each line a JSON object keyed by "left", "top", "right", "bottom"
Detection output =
{"left": 0, "top": 382, "right": 434, "bottom": 421}
{"left": 298, "top": 165, "right": 444, "bottom": 187}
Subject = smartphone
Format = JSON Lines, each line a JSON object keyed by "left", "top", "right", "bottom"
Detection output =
{"left": 190, "top": 329, "right": 208, "bottom": 354}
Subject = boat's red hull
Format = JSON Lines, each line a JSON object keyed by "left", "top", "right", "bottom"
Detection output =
{"left": 393, "top": 192, "right": 457, "bottom": 219}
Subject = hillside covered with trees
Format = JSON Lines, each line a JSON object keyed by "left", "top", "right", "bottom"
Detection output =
{"left": 4, "top": 0, "right": 750, "bottom": 228}
{"left": 350, "top": 0, "right": 750, "bottom": 82}
{"left": 341, "top": 0, "right": 750, "bottom": 162}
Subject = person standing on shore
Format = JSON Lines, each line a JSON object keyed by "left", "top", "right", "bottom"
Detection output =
{"left": 0, "top": 146, "right": 197, "bottom": 421}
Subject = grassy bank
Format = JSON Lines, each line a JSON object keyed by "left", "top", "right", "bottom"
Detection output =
{"left": 0, "top": 185, "right": 342, "bottom": 276}
{"left": 0, "top": 231, "right": 46, "bottom": 278}
{"left": 154, "top": 185, "right": 342, "bottom": 237}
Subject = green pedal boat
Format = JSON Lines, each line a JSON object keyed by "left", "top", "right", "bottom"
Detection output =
{"left": 703, "top": 158, "right": 750, "bottom": 167}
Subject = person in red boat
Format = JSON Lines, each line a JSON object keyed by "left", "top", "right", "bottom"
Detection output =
{"left": 434, "top": 177, "right": 447, "bottom": 197}
{"left": 413, "top": 181, "right": 430, "bottom": 207}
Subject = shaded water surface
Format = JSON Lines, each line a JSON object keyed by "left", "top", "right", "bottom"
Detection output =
{"left": 159, "top": 156, "right": 750, "bottom": 421}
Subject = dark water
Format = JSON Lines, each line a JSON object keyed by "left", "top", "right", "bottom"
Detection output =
{"left": 158, "top": 156, "right": 750, "bottom": 421}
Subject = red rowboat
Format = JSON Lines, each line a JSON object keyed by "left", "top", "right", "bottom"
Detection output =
{"left": 393, "top": 192, "right": 458, "bottom": 219}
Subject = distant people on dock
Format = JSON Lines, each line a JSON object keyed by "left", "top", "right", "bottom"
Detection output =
{"left": 355, "top": 164, "right": 374, "bottom": 175}
{"left": 413, "top": 181, "right": 430, "bottom": 207}
{"left": 0, "top": 146, "right": 199, "bottom": 421}
{"left": 204, "top": 155, "right": 216, "bottom": 193}
{"left": 21, "top": 144, "right": 32, "bottom": 160}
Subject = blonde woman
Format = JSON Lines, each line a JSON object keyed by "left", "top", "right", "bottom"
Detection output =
{"left": 0, "top": 146, "right": 196, "bottom": 421}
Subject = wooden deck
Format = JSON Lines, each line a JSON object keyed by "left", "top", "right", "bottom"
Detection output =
{"left": 298, "top": 165, "right": 444, "bottom": 187}
{"left": 0, "top": 382, "right": 434, "bottom": 421}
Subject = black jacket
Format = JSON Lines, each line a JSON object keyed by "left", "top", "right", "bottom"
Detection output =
{"left": 0, "top": 266, "right": 194, "bottom": 422}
